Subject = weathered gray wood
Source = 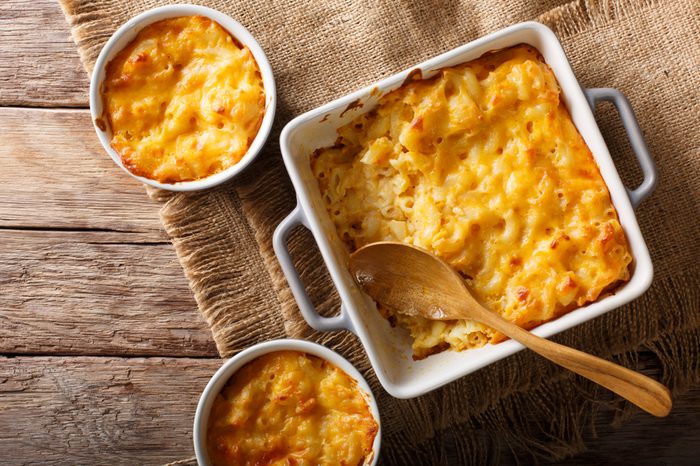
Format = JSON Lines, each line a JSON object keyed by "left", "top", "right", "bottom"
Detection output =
{"left": 0, "top": 0, "right": 88, "bottom": 107}
{"left": 0, "top": 229, "right": 217, "bottom": 356}
{"left": 0, "top": 108, "right": 165, "bottom": 236}
{"left": 0, "top": 356, "right": 221, "bottom": 465}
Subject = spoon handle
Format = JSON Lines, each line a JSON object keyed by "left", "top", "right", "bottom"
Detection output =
{"left": 473, "top": 308, "right": 672, "bottom": 417}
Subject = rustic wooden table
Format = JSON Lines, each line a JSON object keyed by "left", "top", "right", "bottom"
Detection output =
{"left": 1, "top": 1, "right": 698, "bottom": 464}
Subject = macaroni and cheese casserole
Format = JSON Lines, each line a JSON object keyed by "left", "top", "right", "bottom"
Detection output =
{"left": 207, "top": 351, "right": 378, "bottom": 466}
{"left": 311, "top": 45, "right": 632, "bottom": 359}
{"left": 102, "top": 16, "right": 265, "bottom": 183}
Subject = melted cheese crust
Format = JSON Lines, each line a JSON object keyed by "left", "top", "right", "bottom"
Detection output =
{"left": 311, "top": 45, "right": 632, "bottom": 359}
{"left": 103, "top": 16, "right": 265, "bottom": 183}
{"left": 207, "top": 351, "right": 378, "bottom": 466}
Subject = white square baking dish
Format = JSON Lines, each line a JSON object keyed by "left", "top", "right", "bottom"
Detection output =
{"left": 273, "top": 22, "right": 657, "bottom": 399}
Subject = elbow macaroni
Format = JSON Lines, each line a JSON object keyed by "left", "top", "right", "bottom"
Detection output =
{"left": 311, "top": 45, "right": 632, "bottom": 359}
{"left": 207, "top": 351, "right": 378, "bottom": 466}
{"left": 102, "top": 16, "right": 265, "bottom": 183}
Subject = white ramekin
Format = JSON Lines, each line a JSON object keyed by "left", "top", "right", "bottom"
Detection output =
{"left": 89, "top": 4, "right": 276, "bottom": 192}
{"left": 274, "top": 21, "right": 657, "bottom": 399}
{"left": 193, "top": 339, "right": 381, "bottom": 466}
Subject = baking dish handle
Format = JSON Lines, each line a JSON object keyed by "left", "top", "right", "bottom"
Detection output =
{"left": 584, "top": 87, "right": 657, "bottom": 208}
{"left": 273, "top": 205, "right": 354, "bottom": 333}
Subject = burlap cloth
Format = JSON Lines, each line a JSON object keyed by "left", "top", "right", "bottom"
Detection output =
{"left": 60, "top": 0, "right": 699, "bottom": 463}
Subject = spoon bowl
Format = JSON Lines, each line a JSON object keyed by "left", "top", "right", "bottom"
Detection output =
{"left": 349, "top": 241, "right": 672, "bottom": 417}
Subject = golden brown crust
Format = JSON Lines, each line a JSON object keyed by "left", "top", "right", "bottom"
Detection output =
{"left": 311, "top": 45, "right": 633, "bottom": 358}
{"left": 207, "top": 351, "right": 377, "bottom": 466}
{"left": 102, "top": 16, "right": 265, "bottom": 183}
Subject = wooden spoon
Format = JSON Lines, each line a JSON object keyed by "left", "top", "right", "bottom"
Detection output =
{"left": 349, "top": 241, "right": 672, "bottom": 417}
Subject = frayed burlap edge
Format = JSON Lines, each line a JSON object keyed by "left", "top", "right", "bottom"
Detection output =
{"left": 157, "top": 185, "right": 288, "bottom": 357}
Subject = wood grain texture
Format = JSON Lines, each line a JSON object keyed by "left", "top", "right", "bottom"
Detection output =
{"left": 0, "top": 108, "right": 165, "bottom": 236}
{"left": 0, "top": 2, "right": 697, "bottom": 464}
{"left": 0, "top": 357, "right": 698, "bottom": 466}
{"left": 0, "top": 356, "right": 220, "bottom": 465}
{"left": 0, "top": 0, "right": 88, "bottom": 107}
{"left": 0, "top": 229, "right": 217, "bottom": 356}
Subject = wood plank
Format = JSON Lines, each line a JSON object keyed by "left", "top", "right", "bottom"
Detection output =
{"left": 0, "top": 229, "right": 217, "bottom": 357}
{"left": 0, "top": 108, "right": 165, "bottom": 236}
{"left": 0, "top": 0, "right": 88, "bottom": 107}
{"left": 0, "top": 356, "right": 698, "bottom": 465}
{"left": 0, "top": 356, "right": 220, "bottom": 465}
